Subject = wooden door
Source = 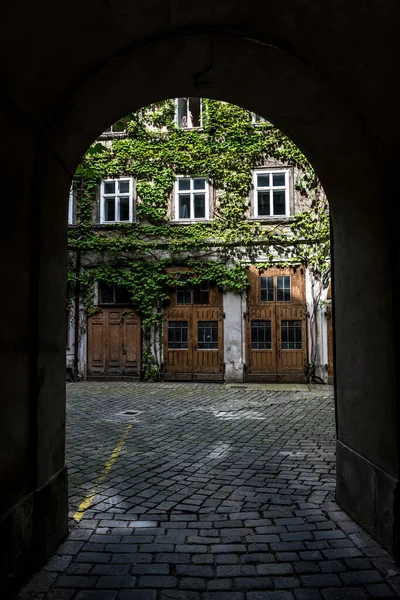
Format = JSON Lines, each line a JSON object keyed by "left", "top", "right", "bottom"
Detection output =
{"left": 163, "top": 307, "right": 192, "bottom": 380}
{"left": 122, "top": 311, "right": 141, "bottom": 375}
{"left": 276, "top": 305, "right": 307, "bottom": 380}
{"left": 246, "top": 266, "right": 307, "bottom": 382}
{"left": 163, "top": 280, "right": 223, "bottom": 381}
{"left": 246, "top": 304, "right": 277, "bottom": 381}
{"left": 88, "top": 308, "right": 141, "bottom": 377}
{"left": 192, "top": 307, "right": 224, "bottom": 380}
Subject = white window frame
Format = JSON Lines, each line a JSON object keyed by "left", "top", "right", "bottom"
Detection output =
{"left": 100, "top": 120, "right": 127, "bottom": 136}
{"left": 175, "top": 98, "right": 203, "bottom": 129}
{"left": 253, "top": 169, "right": 290, "bottom": 218}
{"left": 68, "top": 186, "right": 74, "bottom": 225}
{"left": 251, "top": 112, "right": 266, "bottom": 125}
{"left": 174, "top": 176, "right": 210, "bottom": 221}
{"left": 100, "top": 178, "right": 135, "bottom": 224}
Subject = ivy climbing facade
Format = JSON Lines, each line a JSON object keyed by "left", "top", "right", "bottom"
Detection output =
{"left": 66, "top": 99, "right": 332, "bottom": 384}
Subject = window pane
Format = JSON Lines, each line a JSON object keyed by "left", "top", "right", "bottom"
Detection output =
{"left": 176, "top": 284, "right": 191, "bottom": 304}
{"left": 179, "top": 195, "right": 190, "bottom": 218}
{"left": 193, "top": 178, "right": 206, "bottom": 190}
{"left": 260, "top": 276, "right": 274, "bottom": 302}
{"left": 253, "top": 113, "right": 265, "bottom": 123}
{"left": 189, "top": 97, "right": 201, "bottom": 127}
{"left": 168, "top": 321, "right": 188, "bottom": 349}
{"left": 105, "top": 197, "right": 116, "bottom": 221}
{"left": 178, "top": 178, "right": 190, "bottom": 190}
{"left": 273, "top": 190, "right": 286, "bottom": 215}
{"left": 119, "top": 197, "right": 130, "bottom": 221}
{"left": 194, "top": 194, "right": 205, "bottom": 218}
{"left": 193, "top": 284, "right": 209, "bottom": 304}
{"left": 277, "top": 276, "right": 291, "bottom": 302}
{"left": 100, "top": 282, "right": 114, "bottom": 304}
{"left": 251, "top": 321, "right": 272, "bottom": 349}
{"left": 257, "top": 174, "right": 270, "bottom": 187}
{"left": 281, "top": 320, "right": 302, "bottom": 350}
{"left": 115, "top": 286, "right": 131, "bottom": 304}
{"left": 104, "top": 181, "right": 115, "bottom": 194}
{"left": 273, "top": 173, "right": 285, "bottom": 186}
{"left": 178, "top": 98, "right": 188, "bottom": 127}
{"left": 198, "top": 321, "right": 218, "bottom": 349}
{"left": 118, "top": 180, "right": 130, "bottom": 193}
{"left": 258, "top": 192, "right": 270, "bottom": 216}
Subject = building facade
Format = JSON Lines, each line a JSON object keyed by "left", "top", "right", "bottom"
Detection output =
{"left": 67, "top": 99, "right": 332, "bottom": 384}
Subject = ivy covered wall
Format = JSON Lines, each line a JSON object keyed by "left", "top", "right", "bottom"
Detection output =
{"left": 68, "top": 99, "right": 330, "bottom": 379}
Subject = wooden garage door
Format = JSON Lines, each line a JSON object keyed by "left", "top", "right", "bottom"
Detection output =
{"left": 88, "top": 308, "right": 141, "bottom": 377}
{"left": 163, "top": 281, "right": 224, "bottom": 381}
{"left": 246, "top": 266, "right": 307, "bottom": 382}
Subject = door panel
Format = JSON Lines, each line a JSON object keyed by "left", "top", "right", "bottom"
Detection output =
{"left": 123, "top": 311, "right": 141, "bottom": 375}
{"left": 247, "top": 305, "right": 277, "bottom": 380}
{"left": 276, "top": 306, "right": 307, "bottom": 377}
{"left": 88, "top": 308, "right": 141, "bottom": 377}
{"left": 164, "top": 307, "right": 192, "bottom": 380}
{"left": 88, "top": 312, "right": 106, "bottom": 374}
{"left": 107, "top": 310, "right": 124, "bottom": 374}
{"left": 193, "top": 307, "right": 223, "bottom": 380}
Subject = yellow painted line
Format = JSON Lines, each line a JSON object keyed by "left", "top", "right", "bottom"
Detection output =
{"left": 73, "top": 424, "right": 132, "bottom": 522}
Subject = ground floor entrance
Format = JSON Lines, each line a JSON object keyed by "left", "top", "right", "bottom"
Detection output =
{"left": 163, "top": 305, "right": 224, "bottom": 380}
{"left": 87, "top": 308, "right": 141, "bottom": 377}
{"left": 245, "top": 266, "right": 308, "bottom": 382}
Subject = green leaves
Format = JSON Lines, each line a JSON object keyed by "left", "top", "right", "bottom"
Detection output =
{"left": 69, "top": 98, "right": 331, "bottom": 378}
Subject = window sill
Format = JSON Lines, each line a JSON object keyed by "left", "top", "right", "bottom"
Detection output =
{"left": 98, "top": 132, "right": 127, "bottom": 139}
{"left": 247, "top": 216, "right": 293, "bottom": 223}
{"left": 170, "top": 219, "right": 212, "bottom": 225}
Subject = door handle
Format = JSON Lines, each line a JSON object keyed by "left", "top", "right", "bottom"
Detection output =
{"left": 122, "top": 344, "right": 126, "bottom": 355}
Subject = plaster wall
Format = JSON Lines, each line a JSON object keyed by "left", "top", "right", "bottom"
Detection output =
{"left": 223, "top": 291, "right": 246, "bottom": 383}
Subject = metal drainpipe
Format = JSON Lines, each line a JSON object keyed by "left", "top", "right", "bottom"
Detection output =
{"left": 73, "top": 248, "right": 81, "bottom": 381}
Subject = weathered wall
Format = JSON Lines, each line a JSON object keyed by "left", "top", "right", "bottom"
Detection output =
{"left": 223, "top": 291, "right": 245, "bottom": 383}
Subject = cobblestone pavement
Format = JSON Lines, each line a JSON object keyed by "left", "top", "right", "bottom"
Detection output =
{"left": 17, "top": 382, "right": 400, "bottom": 600}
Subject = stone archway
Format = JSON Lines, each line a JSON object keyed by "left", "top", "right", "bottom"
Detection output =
{"left": 1, "top": 4, "right": 400, "bottom": 595}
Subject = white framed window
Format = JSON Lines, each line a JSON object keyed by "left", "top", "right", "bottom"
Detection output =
{"left": 253, "top": 169, "right": 290, "bottom": 218}
{"left": 100, "top": 178, "right": 135, "bottom": 223}
{"left": 175, "top": 98, "right": 202, "bottom": 128}
{"left": 251, "top": 113, "right": 266, "bottom": 124}
{"left": 101, "top": 119, "right": 127, "bottom": 136}
{"left": 175, "top": 177, "right": 209, "bottom": 221}
{"left": 68, "top": 186, "right": 74, "bottom": 225}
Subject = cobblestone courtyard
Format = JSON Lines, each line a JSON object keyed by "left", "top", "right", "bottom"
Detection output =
{"left": 18, "top": 382, "right": 400, "bottom": 599}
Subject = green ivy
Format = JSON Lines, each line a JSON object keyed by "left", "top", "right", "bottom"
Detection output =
{"left": 69, "top": 99, "right": 330, "bottom": 379}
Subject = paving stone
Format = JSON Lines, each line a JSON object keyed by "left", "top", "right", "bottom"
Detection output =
{"left": 321, "top": 589, "right": 367, "bottom": 599}
{"left": 203, "top": 594, "right": 244, "bottom": 600}
{"left": 339, "top": 570, "right": 383, "bottom": 585}
{"left": 301, "top": 574, "right": 341, "bottom": 587}
{"left": 119, "top": 592, "right": 157, "bottom": 600}
{"left": 75, "top": 592, "right": 117, "bottom": 600}
{"left": 54, "top": 576, "right": 98, "bottom": 588}
{"left": 257, "top": 563, "right": 293, "bottom": 575}
{"left": 138, "top": 575, "right": 177, "bottom": 588}
{"left": 294, "top": 591, "right": 322, "bottom": 600}
{"left": 247, "top": 593, "right": 294, "bottom": 600}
